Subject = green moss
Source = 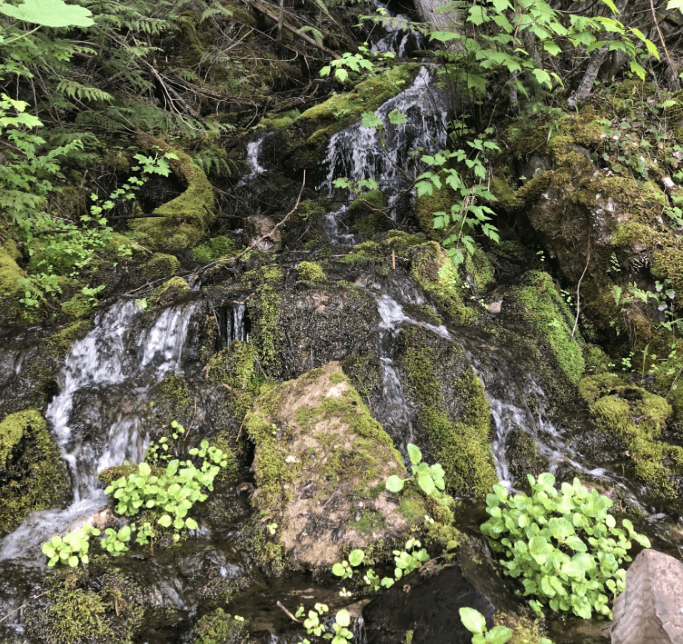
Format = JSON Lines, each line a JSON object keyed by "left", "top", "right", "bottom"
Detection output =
{"left": 260, "top": 109, "right": 300, "bottom": 130}
{"left": 351, "top": 509, "right": 386, "bottom": 535}
{"left": 61, "top": 293, "right": 95, "bottom": 319}
{"left": 652, "top": 245, "right": 683, "bottom": 303}
{"left": 583, "top": 344, "right": 612, "bottom": 375}
{"left": 140, "top": 253, "right": 180, "bottom": 280}
{"left": 409, "top": 242, "right": 477, "bottom": 325}
{"left": 194, "top": 608, "right": 250, "bottom": 644}
{"left": 296, "top": 261, "right": 326, "bottom": 283}
{"left": 414, "top": 184, "right": 451, "bottom": 236}
{"left": 582, "top": 381, "right": 679, "bottom": 498}
{"left": 612, "top": 221, "right": 658, "bottom": 248}
{"left": 147, "top": 276, "right": 190, "bottom": 309}
{"left": 130, "top": 138, "right": 215, "bottom": 251}
{"left": 42, "top": 589, "right": 111, "bottom": 644}
{"left": 400, "top": 342, "right": 497, "bottom": 498}
{"left": 0, "top": 410, "right": 70, "bottom": 534}
{"left": 244, "top": 266, "right": 284, "bottom": 370}
{"left": 494, "top": 612, "right": 549, "bottom": 644}
{"left": 192, "top": 236, "right": 236, "bottom": 262}
{"left": 515, "top": 271, "right": 585, "bottom": 385}
{"left": 0, "top": 242, "right": 25, "bottom": 297}
{"left": 464, "top": 247, "right": 495, "bottom": 292}
{"left": 47, "top": 320, "right": 90, "bottom": 356}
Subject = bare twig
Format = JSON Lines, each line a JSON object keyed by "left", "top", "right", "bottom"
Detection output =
{"left": 572, "top": 238, "right": 591, "bottom": 339}
{"left": 276, "top": 601, "right": 301, "bottom": 623}
{"left": 0, "top": 592, "right": 48, "bottom": 625}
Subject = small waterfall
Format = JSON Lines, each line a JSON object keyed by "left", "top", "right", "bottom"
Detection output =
{"left": 369, "top": 2, "right": 424, "bottom": 57}
{"left": 226, "top": 303, "right": 247, "bottom": 346}
{"left": 238, "top": 133, "right": 270, "bottom": 186}
{"left": 0, "top": 300, "right": 197, "bottom": 563}
{"left": 319, "top": 66, "right": 448, "bottom": 217}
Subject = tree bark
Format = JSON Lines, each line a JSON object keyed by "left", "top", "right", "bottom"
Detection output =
{"left": 412, "top": 0, "right": 464, "bottom": 51}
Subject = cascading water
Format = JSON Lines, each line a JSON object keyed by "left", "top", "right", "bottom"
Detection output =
{"left": 0, "top": 300, "right": 197, "bottom": 563}
{"left": 318, "top": 66, "right": 448, "bottom": 245}
{"left": 238, "top": 133, "right": 270, "bottom": 186}
{"left": 369, "top": 2, "right": 424, "bottom": 58}
{"left": 225, "top": 303, "right": 248, "bottom": 346}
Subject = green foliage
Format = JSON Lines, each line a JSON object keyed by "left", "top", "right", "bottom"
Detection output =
{"left": 41, "top": 524, "right": 100, "bottom": 567}
{"left": 385, "top": 442, "right": 447, "bottom": 499}
{"left": 296, "top": 604, "right": 353, "bottom": 644}
{"left": 459, "top": 608, "right": 513, "bottom": 644}
{"left": 104, "top": 444, "right": 227, "bottom": 540}
{"left": 416, "top": 126, "right": 500, "bottom": 267}
{"left": 0, "top": 0, "right": 94, "bottom": 28}
{"left": 480, "top": 473, "right": 651, "bottom": 620}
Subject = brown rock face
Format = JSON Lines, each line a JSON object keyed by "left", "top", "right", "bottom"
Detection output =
{"left": 611, "top": 549, "right": 683, "bottom": 644}
{"left": 246, "top": 215, "right": 282, "bottom": 252}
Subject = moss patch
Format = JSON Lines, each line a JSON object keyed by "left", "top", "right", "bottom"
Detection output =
{"left": 147, "top": 276, "right": 190, "bottom": 309}
{"left": 244, "top": 265, "right": 284, "bottom": 371}
{"left": 409, "top": 242, "right": 477, "bottom": 325}
{"left": 194, "top": 608, "right": 250, "bottom": 644}
{"left": 399, "top": 330, "right": 497, "bottom": 498}
{"left": 296, "top": 261, "right": 326, "bottom": 283}
{"left": 130, "top": 137, "right": 215, "bottom": 251}
{"left": 47, "top": 320, "right": 90, "bottom": 356}
{"left": 0, "top": 409, "right": 70, "bottom": 535}
{"left": 579, "top": 376, "right": 680, "bottom": 499}
{"left": 246, "top": 362, "right": 424, "bottom": 567}
{"left": 192, "top": 236, "right": 236, "bottom": 262}
{"left": 515, "top": 271, "right": 585, "bottom": 385}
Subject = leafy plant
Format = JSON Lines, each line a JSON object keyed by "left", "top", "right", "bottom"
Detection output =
{"left": 42, "top": 524, "right": 100, "bottom": 567}
{"left": 332, "top": 548, "right": 365, "bottom": 579}
{"left": 459, "top": 608, "right": 512, "bottom": 644}
{"left": 386, "top": 443, "right": 446, "bottom": 499}
{"left": 480, "top": 473, "right": 651, "bottom": 619}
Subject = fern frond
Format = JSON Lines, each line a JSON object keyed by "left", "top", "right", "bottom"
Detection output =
{"left": 200, "top": 2, "right": 233, "bottom": 22}
{"left": 298, "top": 25, "right": 324, "bottom": 47}
{"left": 56, "top": 80, "right": 113, "bottom": 102}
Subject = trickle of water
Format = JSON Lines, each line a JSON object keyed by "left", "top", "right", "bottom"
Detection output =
{"left": 46, "top": 301, "right": 195, "bottom": 501}
{"left": 238, "top": 133, "right": 270, "bottom": 186}
{"left": 319, "top": 66, "right": 448, "bottom": 217}
{"left": 321, "top": 205, "right": 357, "bottom": 247}
{"left": 226, "top": 303, "right": 247, "bottom": 347}
{"left": 369, "top": 1, "right": 424, "bottom": 57}
{"left": 376, "top": 294, "right": 449, "bottom": 339}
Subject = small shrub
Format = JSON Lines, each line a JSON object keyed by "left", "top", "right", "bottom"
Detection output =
{"left": 480, "top": 473, "right": 650, "bottom": 619}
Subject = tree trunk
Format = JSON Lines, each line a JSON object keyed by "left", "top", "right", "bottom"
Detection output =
{"left": 412, "top": 0, "right": 464, "bottom": 50}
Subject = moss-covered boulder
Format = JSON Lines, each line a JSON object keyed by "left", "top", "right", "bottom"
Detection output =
{"left": 246, "top": 362, "right": 423, "bottom": 568}
{"left": 130, "top": 137, "right": 215, "bottom": 252}
{"left": 513, "top": 271, "right": 585, "bottom": 385}
{"left": 397, "top": 326, "right": 497, "bottom": 498}
{"left": 579, "top": 374, "right": 682, "bottom": 500}
{"left": 408, "top": 242, "right": 478, "bottom": 325}
{"left": 0, "top": 409, "right": 70, "bottom": 534}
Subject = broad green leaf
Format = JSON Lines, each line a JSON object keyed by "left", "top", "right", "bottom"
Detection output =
{"left": 332, "top": 563, "right": 346, "bottom": 577}
{"left": 386, "top": 475, "right": 404, "bottom": 493}
{"left": 157, "top": 514, "right": 172, "bottom": 528}
{"left": 417, "top": 471, "right": 435, "bottom": 496}
{"left": 407, "top": 443, "right": 422, "bottom": 465}
{"left": 459, "top": 607, "right": 486, "bottom": 634}
{"left": 361, "top": 111, "right": 383, "bottom": 129}
{"left": 335, "top": 609, "right": 351, "bottom": 628}
{"left": 348, "top": 549, "right": 364, "bottom": 567}
{"left": 139, "top": 462, "right": 151, "bottom": 478}
{"left": 0, "top": 0, "right": 94, "bottom": 27}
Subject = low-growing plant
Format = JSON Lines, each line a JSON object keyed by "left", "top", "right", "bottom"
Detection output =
{"left": 386, "top": 443, "right": 446, "bottom": 499}
{"left": 480, "top": 473, "right": 651, "bottom": 619}
{"left": 42, "top": 524, "right": 100, "bottom": 567}
{"left": 296, "top": 604, "right": 353, "bottom": 644}
{"left": 459, "top": 608, "right": 512, "bottom": 644}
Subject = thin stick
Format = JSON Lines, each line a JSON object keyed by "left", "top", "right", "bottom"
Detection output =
{"left": 276, "top": 601, "right": 301, "bottom": 623}
{"left": 572, "top": 238, "right": 591, "bottom": 339}
{"left": 0, "top": 592, "right": 47, "bottom": 625}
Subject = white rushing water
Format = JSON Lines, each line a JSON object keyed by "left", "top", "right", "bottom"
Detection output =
{"left": 0, "top": 300, "right": 197, "bottom": 563}
{"left": 237, "top": 133, "right": 270, "bottom": 186}
{"left": 320, "top": 66, "right": 447, "bottom": 207}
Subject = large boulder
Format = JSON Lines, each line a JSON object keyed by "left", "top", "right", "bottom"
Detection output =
{"left": 611, "top": 549, "right": 683, "bottom": 644}
{"left": 245, "top": 361, "right": 424, "bottom": 568}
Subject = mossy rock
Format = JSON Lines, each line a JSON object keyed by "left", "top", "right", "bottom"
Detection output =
{"left": 398, "top": 327, "right": 497, "bottom": 498}
{"left": 47, "top": 320, "right": 90, "bottom": 356}
{"left": 296, "top": 261, "right": 326, "bottom": 283}
{"left": 408, "top": 241, "right": 477, "bottom": 325}
{"left": 193, "top": 608, "right": 250, "bottom": 644}
{"left": 147, "top": 276, "right": 191, "bottom": 309}
{"left": 0, "top": 409, "right": 70, "bottom": 535}
{"left": 130, "top": 137, "right": 215, "bottom": 252}
{"left": 140, "top": 253, "right": 180, "bottom": 280}
{"left": 514, "top": 271, "right": 585, "bottom": 385}
{"left": 246, "top": 362, "right": 424, "bottom": 568}
{"left": 192, "top": 236, "right": 236, "bottom": 262}
{"left": 414, "top": 183, "right": 451, "bottom": 237}
{"left": 579, "top": 377, "right": 681, "bottom": 499}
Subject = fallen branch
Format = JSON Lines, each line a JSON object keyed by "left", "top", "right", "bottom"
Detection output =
{"left": 244, "top": 0, "right": 341, "bottom": 59}
{"left": 0, "top": 592, "right": 48, "bottom": 625}
{"left": 276, "top": 601, "right": 301, "bottom": 623}
{"left": 572, "top": 238, "right": 591, "bottom": 339}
